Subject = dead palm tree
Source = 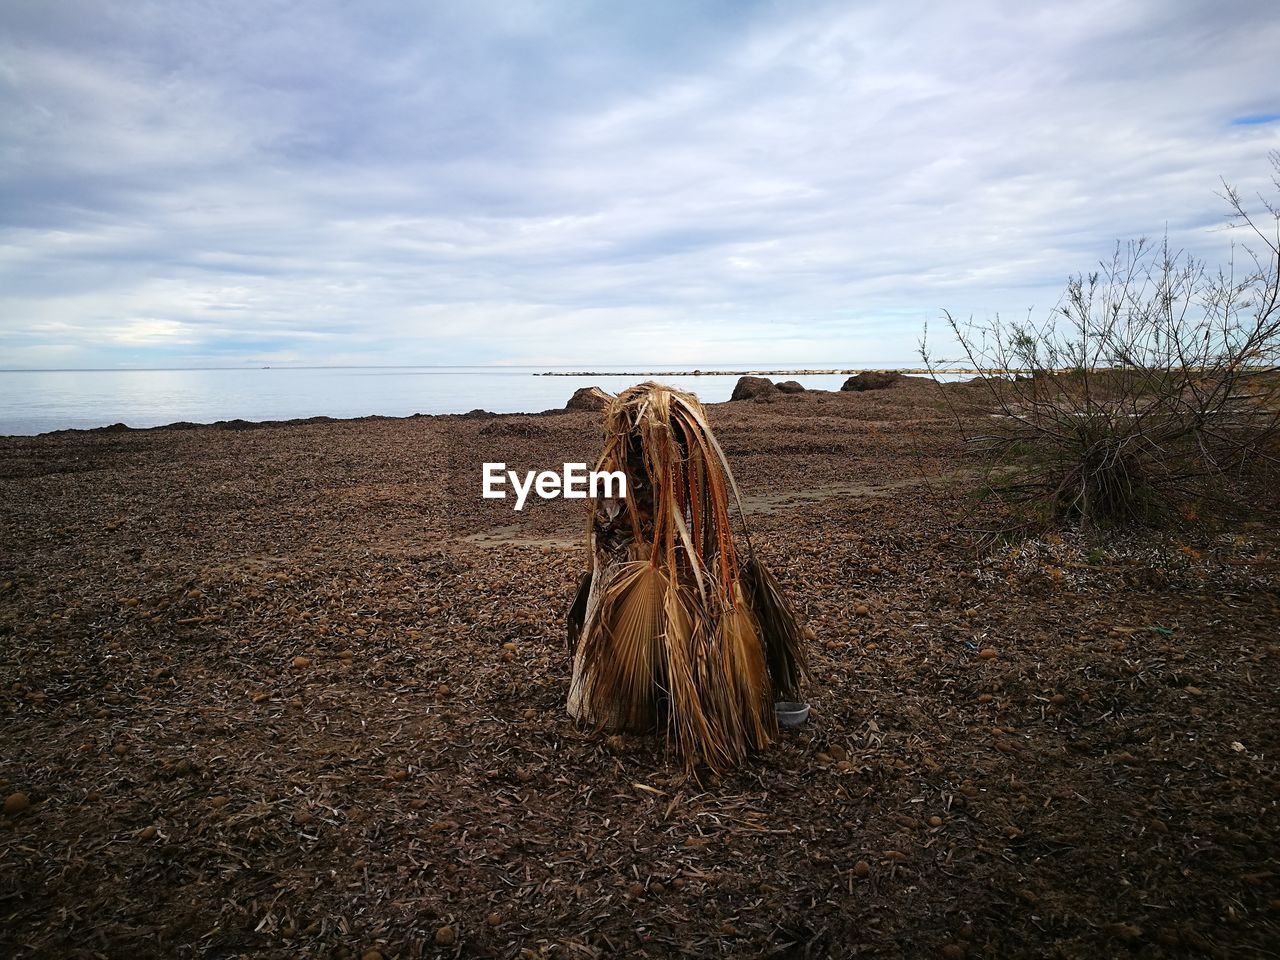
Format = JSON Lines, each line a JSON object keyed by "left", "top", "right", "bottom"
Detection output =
{"left": 566, "top": 382, "right": 808, "bottom": 773}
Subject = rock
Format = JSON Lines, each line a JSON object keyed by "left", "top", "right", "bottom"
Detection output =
{"left": 730, "top": 376, "right": 776, "bottom": 401}
{"left": 291, "top": 656, "right": 312, "bottom": 669}
{"left": 978, "top": 648, "right": 998, "bottom": 660}
{"left": 853, "top": 860, "right": 871, "bottom": 877}
{"left": 566, "top": 386, "right": 611, "bottom": 411}
{"left": 433, "top": 925, "right": 456, "bottom": 946}
{"left": 775, "top": 380, "right": 805, "bottom": 394}
{"left": 4, "top": 792, "right": 30, "bottom": 814}
{"left": 841, "top": 371, "right": 900, "bottom": 392}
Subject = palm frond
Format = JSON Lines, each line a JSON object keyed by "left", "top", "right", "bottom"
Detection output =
{"left": 577, "top": 561, "right": 667, "bottom": 733}
{"left": 566, "top": 571, "right": 591, "bottom": 656}
{"left": 568, "top": 382, "right": 809, "bottom": 773}
{"left": 742, "top": 554, "right": 809, "bottom": 699}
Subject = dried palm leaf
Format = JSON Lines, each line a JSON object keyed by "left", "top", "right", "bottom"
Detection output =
{"left": 743, "top": 554, "right": 809, "bottom": 699}
{"left": 566, "top": 572, "right": 591, "bottom": 656}
{"left": 567, "top": 382, "right": 809, "bottom": 773}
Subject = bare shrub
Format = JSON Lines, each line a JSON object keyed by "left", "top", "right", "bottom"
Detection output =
{"left": 923, "top": 156, "right": 1280, "bottom": 531}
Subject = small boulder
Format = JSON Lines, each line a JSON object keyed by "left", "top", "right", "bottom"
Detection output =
{"left": 841, "top": 371, "right": 900, "bottom": 392}
{"left": 730, "top": 376, "right": 776, "bottom": 401}
{"left": 566, "top": 386, "right": 611, "bottom": 411}
{"left": 775, "top": 380, "right": 805, "bottom": 394}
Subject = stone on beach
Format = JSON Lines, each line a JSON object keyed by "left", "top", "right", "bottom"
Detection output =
{"left": 565, "top": 386, "right": 612, "bottom": 411}
{"left": 730, "top": 375, "right": 776, "bottom": 400}
{"left": 841, "top": 371, "right": 900, "bottom": 392}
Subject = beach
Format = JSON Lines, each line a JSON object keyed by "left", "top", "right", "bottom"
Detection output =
{"left": 2, "top": 378, "right": 1278, "bottom": 957}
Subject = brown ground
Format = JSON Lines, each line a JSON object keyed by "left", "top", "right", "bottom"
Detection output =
{"left": 1, "top": 379, "right": 1277, "bottom": 959}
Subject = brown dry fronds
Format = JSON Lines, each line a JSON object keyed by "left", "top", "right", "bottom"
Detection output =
{"left": 567, "top": 382, "right": 808, "bottom": 772}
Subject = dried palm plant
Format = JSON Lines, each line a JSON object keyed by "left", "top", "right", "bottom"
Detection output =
{"left": 566, "top": 382, "right": 808, "bottom": 773}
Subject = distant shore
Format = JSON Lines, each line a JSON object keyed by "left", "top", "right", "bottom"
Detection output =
{"left": 537, "top": 367, "right": 971, "bottom": 377}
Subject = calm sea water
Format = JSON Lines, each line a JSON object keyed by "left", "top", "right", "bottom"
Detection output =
{"left": 0, "top": 364, "right": 928, "bottom": 435}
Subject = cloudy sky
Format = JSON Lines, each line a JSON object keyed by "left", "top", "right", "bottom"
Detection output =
{"left": 2, "top": 0, "right": 1278, "bottom": 369}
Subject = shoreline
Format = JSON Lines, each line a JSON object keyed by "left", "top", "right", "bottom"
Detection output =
{"left": 2, "top": 373, "right": 951, "bottom": 439}
{"left": 536, "top": 367, "right": 966, "bottom": 376}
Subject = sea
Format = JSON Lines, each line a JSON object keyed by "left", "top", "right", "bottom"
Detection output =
{"left": 0, "top": 363, "right": 934, "bottom": 436}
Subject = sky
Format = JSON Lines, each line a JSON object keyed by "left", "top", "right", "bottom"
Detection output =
{"left": 2, "top": 0, "right": 1279, "bottom": 369}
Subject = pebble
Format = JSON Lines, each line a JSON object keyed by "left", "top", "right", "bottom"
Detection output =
{"left": 433, "top": 926, "right": 456, "bottom": 946}
{"left": 853, "top": 860, "right": 871, "bottom": 877}
{"left": 291, "top": 656, "right": 312, "bottom": 669}
{"left": 978, "top": 648, "right": 998, "bottom": 660}
{"left": 4, "top": 792, "right": 30, "bottom": 814}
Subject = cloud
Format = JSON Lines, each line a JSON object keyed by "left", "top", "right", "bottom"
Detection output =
{"left": 1, "top": 0, "right": 1278, "bottom": 368}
